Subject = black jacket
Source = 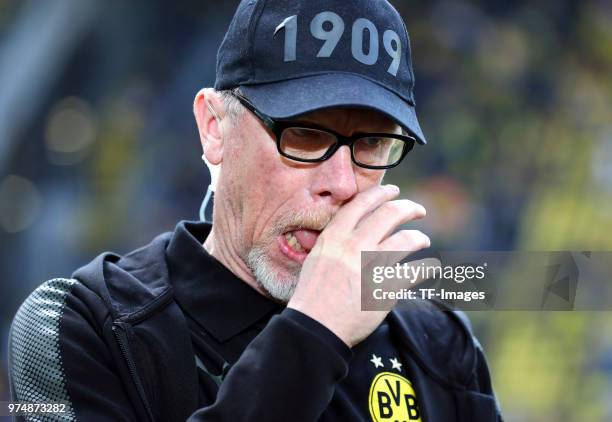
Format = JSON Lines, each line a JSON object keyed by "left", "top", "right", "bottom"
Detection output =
{"left": 9, "top": 220, "right": 503, "bottom": 421}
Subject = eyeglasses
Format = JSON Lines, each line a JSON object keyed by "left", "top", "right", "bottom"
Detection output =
{"left": 229, "top": 92, "right": 416, "bottom": 170}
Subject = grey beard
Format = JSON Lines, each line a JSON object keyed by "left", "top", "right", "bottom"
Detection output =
{"left": 246, "top": 246, "right": 299, "bottom": 303}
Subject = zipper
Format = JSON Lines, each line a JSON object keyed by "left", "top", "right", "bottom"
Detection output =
{"left": 112, "top": 322, "right": 155, "bottom": 422}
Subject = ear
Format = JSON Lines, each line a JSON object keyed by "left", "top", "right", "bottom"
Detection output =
{"left": 193, "top": 88, "right": 224, "bottom": 165}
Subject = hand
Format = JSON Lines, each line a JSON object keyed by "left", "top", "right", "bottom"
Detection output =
{"left": 287, "top": 184, "right": 432, "bottom": 347}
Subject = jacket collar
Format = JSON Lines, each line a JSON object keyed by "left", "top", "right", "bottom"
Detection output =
{"left": 165, "top": 220, "right": 281, "bottom": 342}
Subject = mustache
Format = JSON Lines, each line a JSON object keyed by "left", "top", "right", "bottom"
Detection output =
{"left": 272, "top": 207, "right": 334, "bottom": 235}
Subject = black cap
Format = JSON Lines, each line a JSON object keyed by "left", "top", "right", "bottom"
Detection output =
{"left": 215, "top": 0, "right": 426, "bottom": 144}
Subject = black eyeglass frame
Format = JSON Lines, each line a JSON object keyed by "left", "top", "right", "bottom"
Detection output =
{"left": 229, "top": 92, "right": 416, "bottom": 169}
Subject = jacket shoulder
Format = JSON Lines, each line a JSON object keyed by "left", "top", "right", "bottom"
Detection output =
{"left": 71, "top": 231, "right": 174, "bottom": 320}
{"left": 9, "top": 278, "right": 80, "bottom": 418}
{"left": 389, "top": 299, "right": 478, "bottom": 388}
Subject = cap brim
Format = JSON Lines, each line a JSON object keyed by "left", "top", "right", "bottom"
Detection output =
{"left": 240, "top": 73, "right": 426, "bottom": 145}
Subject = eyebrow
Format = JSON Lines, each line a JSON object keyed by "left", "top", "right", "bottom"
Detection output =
{"left": 289, "top": 116, "right": 403, "bottom": 135}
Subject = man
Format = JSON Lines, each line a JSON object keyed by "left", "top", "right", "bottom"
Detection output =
{"left": 9, "top": 0, "right": 502, "bottom": 421}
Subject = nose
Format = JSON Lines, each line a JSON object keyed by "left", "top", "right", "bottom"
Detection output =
{"left": 311, "top": 145, "right": 358, "bottom": 203}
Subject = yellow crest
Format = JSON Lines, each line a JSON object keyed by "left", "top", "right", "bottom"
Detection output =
{"left": 368, "top": 372, "right": 422, "bottom": 421}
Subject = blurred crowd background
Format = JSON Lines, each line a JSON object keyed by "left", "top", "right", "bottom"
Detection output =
{"left": 1, "top": 1, "right": 611, "bottom": 420}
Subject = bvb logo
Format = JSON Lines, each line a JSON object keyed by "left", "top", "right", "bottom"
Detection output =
{"left": 368, "top": 372, "right": 421, "bottom": 422}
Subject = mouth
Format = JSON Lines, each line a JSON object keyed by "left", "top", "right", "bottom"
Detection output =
{"left": 277, "top": 229, "right": 321, "bottom": 264}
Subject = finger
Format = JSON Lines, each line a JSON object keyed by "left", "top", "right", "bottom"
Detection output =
{"left": 328, "top": 184, "right": 400, "bottom": 231}
{"left": 361, "top": 230, "right": 430, "bottom": 281}
{"left": 355, "top": 199, "right": 426, "bottom": 244}
{"left": 377, "top": 229, "right": 431, "bottom": 252}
